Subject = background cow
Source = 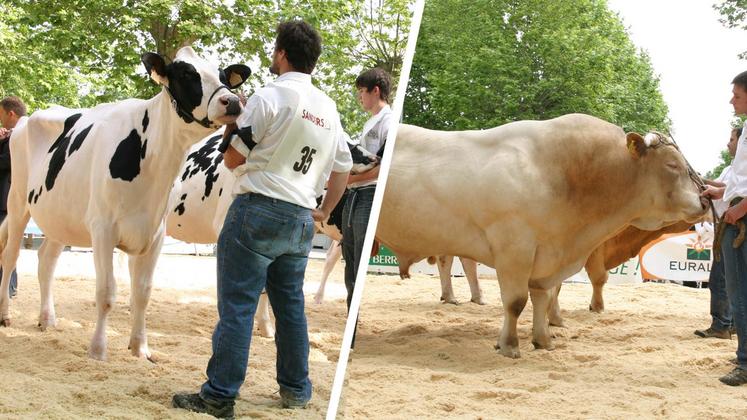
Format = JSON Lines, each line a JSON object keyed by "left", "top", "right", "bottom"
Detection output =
{"left": 377, "top": 115, "right": 708, "bottom": 358}
{"left": 166, "top": 129, "right": 378, "bottom": 334}
{"left": 0, "top": 47, "right": 250, "bottom": 361}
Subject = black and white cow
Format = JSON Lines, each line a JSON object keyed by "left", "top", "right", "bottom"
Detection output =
{"left": 166, "top": 129, "right": 378, "bottom": 329}
{"left": 0, "top": 46, "right": 250, "bottom": 361}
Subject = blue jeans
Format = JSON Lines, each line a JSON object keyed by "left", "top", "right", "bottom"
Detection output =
{"left": 1, "top": 267, "right": 16, "bottom": 297}
{"left": 708, "top": 256, "right": 733, "bottom": 331}
{"left": 341, "top": 186, "right": 375, "bottom": 348}
{"left": 200, "top": 193, "right": 314, "bottom": 403}
{"left": 722, "top": 223, "right": 747, "bottom": 367}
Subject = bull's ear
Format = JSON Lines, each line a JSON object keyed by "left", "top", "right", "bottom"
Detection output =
{"left": 223, "top": 64, "right": 252, "bottom": 89}
{"left": 626, "top": 132, "right": 647, "bottom": 159}
{"left": 141, "top": 52, "right": 168, "bottom": 85}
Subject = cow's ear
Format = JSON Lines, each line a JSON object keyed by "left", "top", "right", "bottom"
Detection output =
{"left": 626, "top": 132, "right": 647, "bottom": 159}
{"left": 141, "top": 53, "right": 168, "bottom": 85}
{"left": 223, "top": 64, "right": 252, "bottom": 89}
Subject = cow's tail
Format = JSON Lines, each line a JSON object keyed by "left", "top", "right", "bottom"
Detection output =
{"left": 0, "top": 218, "right": 8, "bottom": 256}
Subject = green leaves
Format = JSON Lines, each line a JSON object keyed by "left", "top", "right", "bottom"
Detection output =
{"left": 403, "top": 0, "right": 670, "bottom": 134}
{"left": 2, "top": 0, "right": 413, "bottom": 135}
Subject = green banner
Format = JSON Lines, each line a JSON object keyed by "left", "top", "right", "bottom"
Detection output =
{"left": 369, "top": 245, "right": 399, "bottom": 266}
{"left": 686, "top": 248, "right": 710, "bottom": 261}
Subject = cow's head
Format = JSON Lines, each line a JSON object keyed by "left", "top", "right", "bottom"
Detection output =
{"left": 627, "top": 132, "right": 709, "bottom": 230}
{"left": 141, "top": 46, "right": 251, "bottom": 127}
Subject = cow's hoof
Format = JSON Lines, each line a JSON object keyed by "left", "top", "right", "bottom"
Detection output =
{"left": 38, "top": 319, "right": 57, "bottom": 331}
{"left": 471, "top": 297, "right": 487, "bottom": 305}
{"left": 313, "top": 295, "right": 324, "bottom": 305}
{"left": 532, "top": 339, "right": 554, "bottom": 351}
{"left": 440, "top": 296, "right": 459, "bottom": 305}
{"left": 1, "top": 317, "right": 10, "bottom": 327}
{"left": 258, "top": 324, "right": 275, "bottom": 339}
{"left": 88, "top": 348, "right": 107, "bottom": 361}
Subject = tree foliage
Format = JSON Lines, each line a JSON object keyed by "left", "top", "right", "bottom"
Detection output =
{"left": 3, "top": 0, "right": 412, "bottom": 133}
{"left": 404, "top": 0, "right": 670, "bottom": 134}
{"left": 715, "top": 0, "right": 747, "bottom": 58}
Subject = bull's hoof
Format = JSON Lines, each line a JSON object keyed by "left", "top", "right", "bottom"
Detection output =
{"left": 549, "top": 318, "right": 565, "bottom": 328}
{"left": 38, "top": 317, "right": 57, "bottom": 331}
{"left": 1, "top": 317, "right": 10, "bottom": 327}
{"left": 494, "top": 342, "right": 521, "bottom": 358}
{"left": 471, "top": 297, "right": 487, "bottom": 305}
{"left": 588, "top": 303, "right": 604, "bottom": 313}
{"left": 532, "top": 339, "right": 555, "bottom": 351}
{"left": 313, "top": 294, "right": 324, "bottom": 305}
{"left": 88, "top": 348, "right": 107, "bottom": 361}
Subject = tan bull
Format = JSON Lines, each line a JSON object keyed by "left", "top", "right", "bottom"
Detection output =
{"left": 377, "top": 114, "right": 708, "bottom": 358}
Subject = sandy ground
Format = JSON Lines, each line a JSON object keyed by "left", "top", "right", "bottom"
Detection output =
{"left": 0, "top": 249, "right": 348, "bottom": 419}
{"left": 341, "top": 273, "right": 747, "bottom": 419}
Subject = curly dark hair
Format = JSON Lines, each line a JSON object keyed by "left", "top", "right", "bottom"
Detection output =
{"left": 275, "top": 20, "right": 322, "bottom": 74}
{"left": 0, "top": 96, "right": 27, "bottom": 116}
{"left": 355, "top": 68, "right": 392, "bottom": 103}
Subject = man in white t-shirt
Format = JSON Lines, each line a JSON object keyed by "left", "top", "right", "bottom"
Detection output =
{"left": 173, "top": 21, "right": 353, "bottom": 417}
{"left": 0, "top": 96, "right": 26, "bottom": 299}
{"left": 695, "top": 127, "right": 741, "bottom": 340}
{"left": 342, "top": 68, "right": 393, "bottom": 348}
{"left": 702, "top": 70, "right": 747, "bottom": 386}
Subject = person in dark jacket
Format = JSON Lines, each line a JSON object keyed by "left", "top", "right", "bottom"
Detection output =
{"left": 0, "top": 96, "right": 27, "bottom": 298}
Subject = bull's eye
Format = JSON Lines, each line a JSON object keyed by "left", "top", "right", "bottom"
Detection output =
{"left": 666, "top": 162, "right": 679, "bottom": 171}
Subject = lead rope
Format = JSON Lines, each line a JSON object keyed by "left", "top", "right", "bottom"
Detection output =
{"left": 665, "top": 132, "right": 744, "bottom": 261}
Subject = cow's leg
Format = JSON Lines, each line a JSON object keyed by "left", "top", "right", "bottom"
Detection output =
{"left": 89, "top": 225, "right": 118, "bottom": 361}
{"left": 256, "top": 292, "right": 274, "bottom": 338}
{"left": 0, "top": 209, "right": 30, "bottom": 327}
{"left": 37, "top": 238, "right": 65, "bottom": 330}
{"left": 585, "top": 250, "right": 607, "bottom": 312}
{"left": 548, "top": 283, "right": 564, "bottom": 327}
{"left": 437, "top": 255, "right": 458, "bottom": 304}
{"left": 495, "top": 276, "right": 528, "bottom": 359}
{"left": 126, "top": 228, "right": 164, "bottom": 361}
{"left": 314, "top": 240, "right": 341, "bottom": 304}
{"left": 460, "top": 257, "right": 485, "bottom": 305}
{"left": 529, "top": 286, "right": 555, "bottom": 350}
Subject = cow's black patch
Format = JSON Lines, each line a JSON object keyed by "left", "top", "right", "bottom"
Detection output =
{"left": 27, "top": 190, "right": 33, "bottom": 204}
{"left": 174, "top": 202, "right": 186, "bottom": 215}
{"left": 34, "top": 190, "right": 41, "bottom": 203}
{"left": 142, "top": 110, "right": 149, "bottom": 133}
{"left": 141, "top": 139, "right": 148, "bottom": 159}
{"left": 183, "top": 134, "right": 224, "bottom": 200}
{"left": 68, "top": 124, "right": 93, "bottom": 156}
{"left": 168, "top": 61, "right": 203, "bottom": 124}
{"left": 180, "top": 194, "right": 187, "bottom": 200}
{"left": 110, "top": 129, "right": 147, "bottom": 182}
{"left": 45, "top": 113, "right": 82, "bottom": 191}
{"left": 218, "top": 188, "right": 223, "bottom": 197}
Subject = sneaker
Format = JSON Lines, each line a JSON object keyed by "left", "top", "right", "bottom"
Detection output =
{"left": 172, "top": 393, "right": 235, "bottom": 419}
{"left": 694, "top": 328, "right": 731, "bottom": 339}
{"left": 279, "top": 389, "right": 309, "bottom": 409}
{"left": 720, "top": 367, "right": 747, "bottom": 386}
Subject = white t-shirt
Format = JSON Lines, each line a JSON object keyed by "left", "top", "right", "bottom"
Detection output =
{"left": 230, "top": 72, "right": 353, "bottom": 209}
{"left": 723, "top": 120, "right": 747, "bottom": 203}
{"left": 348, "top": 105, "right": 392, "bottom": 189}
{"left": 714, "top": 165, "right": 732, "bottom": 218}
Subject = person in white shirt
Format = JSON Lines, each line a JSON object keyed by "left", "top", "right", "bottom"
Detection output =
{"left": 0, "top": 96, "right": 26, "bottom": 299}
{"left": 173, "top": 21, "right": 353, "bottom": 418}
{"left": 695, "top": 127, "right": 741, "bottom": 340}
{"left": 702, "top": 70, "right": 747, "bottom": 386}
{"left": 342, "top": 67, "right": 393, "bottom": 348}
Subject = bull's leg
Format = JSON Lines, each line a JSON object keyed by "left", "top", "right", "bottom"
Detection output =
{"left": 314, "top": 240, "right": 341, "bottom": 304}
{"left": 437, "top": 255, "right": 458, "bottom": 304}
{"left": 548, "top": 284, "right": 564, "bottom": 327}
{"left": 495, "top": 277, "right": 528, "bottom": 358}
{"left": 256, "top": 292, "right": 274, "bottom": 338}
{"left": 89, "top": 225, "right": 118, "bottom": 361}
{"left": 37, "top": 238, "right": 65, "bottom": 330}
{"left": 585, "top": 251, "right": 607, "bottom": 313}
{"left": 529, "top": 287, "right": 555, "bottom": 350}
{"left": 460, "top": 257, "right": 485, "bottom": 305}
{"left": 0, "top": 209, "right": 30, "bottom": 327}
{"left": 126, "top": 228, "right": 164, "bottom": 361}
